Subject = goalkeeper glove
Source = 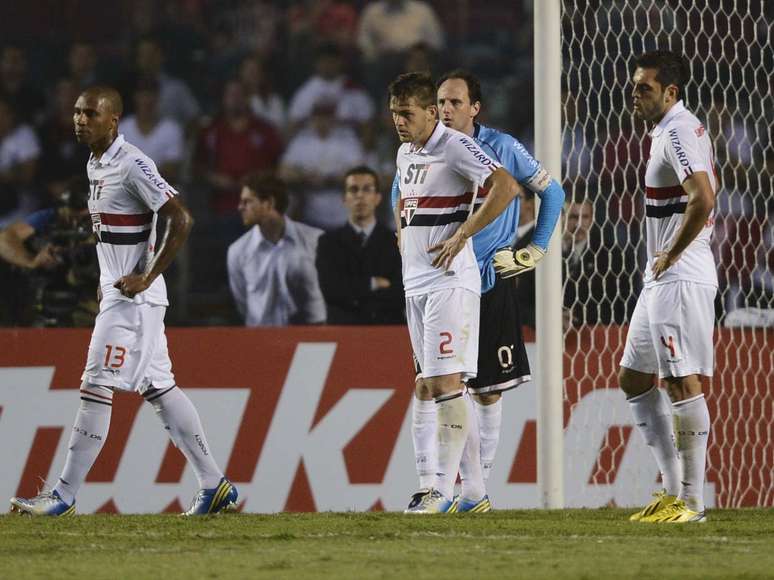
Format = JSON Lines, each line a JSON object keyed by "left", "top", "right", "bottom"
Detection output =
{"left": 493, "top": 244, "right": 546, "bottom": 279}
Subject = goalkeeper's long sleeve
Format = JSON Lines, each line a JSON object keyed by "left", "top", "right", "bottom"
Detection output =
{"left": 530, "top": 179, "right": 565, "bottom": 250}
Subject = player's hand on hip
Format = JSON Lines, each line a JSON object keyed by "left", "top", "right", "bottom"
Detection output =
{"left": 114, "top": 273, "right": 151, "bottom": 298}
{"left": 429, "top": 225, "right": 468, "bottom": 271}
{"left": 652, "top": 251, "right": 679, "bottom": 280}
{"left": 494, "top": 243, "right": 545, "bottom": 279}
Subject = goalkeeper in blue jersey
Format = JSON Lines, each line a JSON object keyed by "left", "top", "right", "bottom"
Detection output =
{"left": 393, "top": 70, "right": 565, "bottom": 512}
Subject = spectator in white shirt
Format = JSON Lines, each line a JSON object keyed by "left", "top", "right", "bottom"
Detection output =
{"left": 287, "top": 44, "right": 374, "bottom": 135}
{"left": 280, "top": 101, "right": 367, "bottom": 230}
{"left": 134, "top": 36, "right": 201, "bottom": 127}
{"left": 0, "top": 98, "right": 40, "bottom": 225}
{"left": 238, "top": 55, "right": 287, "bottom": 133}
{"left": 357, "top": 0, "right": 444, "bottom": 62}
{"left": 119, "top": 79, "right": 184, "bottom": 182}
{"left": 227, "top": 173, "right": 326, "bottom": 326}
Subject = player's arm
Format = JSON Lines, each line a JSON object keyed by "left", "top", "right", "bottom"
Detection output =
{"left": 114, "top": 196, "right": 193, "bottom": 298}
{"left": 0, "top": 210, "right": 60, "bottom": 271}
{"left": 431, "top": 167, "right": 521, "bottom": 270}
{"left": 227, "top": 245, "right": 247, "bottom": 317}
{"left": 652, "top": 171, "right": 715, "bottom": 279}
{"left": 0, "top": 221, "right": 57, "bottom": 270}
{"left": 392, "top": 172, "right": 402, "bottom": 249}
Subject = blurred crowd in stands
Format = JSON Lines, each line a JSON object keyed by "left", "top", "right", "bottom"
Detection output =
{"left": 0, "top": 0, "right": 770, "bottom": 328}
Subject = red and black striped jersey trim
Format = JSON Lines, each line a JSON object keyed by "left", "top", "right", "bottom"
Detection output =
{"left": 645, "top": 185, "right": 685, "bottom": 200}
{"left": 99, "top": 212, "right": 153, "bottom": 226}
{"left": 401, "top": 209, "right": 468, "bottom": 228}
{"left": 645, "top": 203, "right": 687, "bottom": 218}
{"left": 99, "top": 230, "right": 151, "bottom": 245}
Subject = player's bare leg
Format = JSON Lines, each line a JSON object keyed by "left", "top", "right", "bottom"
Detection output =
{"left": 620, "top": 367, "right": 681, "bottom": 521}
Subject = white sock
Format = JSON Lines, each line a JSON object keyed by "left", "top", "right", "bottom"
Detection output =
{"left": 459, "top": 392, "right": 485, "bottom": 501}
{"left": 673, "top": 394, "right": 710, "bottom": 512}
{"left": 54, "top": 384, "right": 113, "bottom": 504}
{"left": 474, "top": 398, "right": 502, "bottom": 481}
{"left": 627, "top": 386, "right": 681, "bottom": 496}
{"left": 434, "top": 392, "right": 470, "bottom": 500}
{"left": 146, "top": 386, "right": 223, "bottom": 489}
{"left": 411, "top": 396, "right": 437, "bottom": 490}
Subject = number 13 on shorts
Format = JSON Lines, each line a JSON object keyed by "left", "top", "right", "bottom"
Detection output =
{"left": 104, "top": 344, "right": 127, "bottom": 369}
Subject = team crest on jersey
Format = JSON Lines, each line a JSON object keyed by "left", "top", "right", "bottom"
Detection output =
{"left": 402, "top": 197, "right": 418, "bottom": 224}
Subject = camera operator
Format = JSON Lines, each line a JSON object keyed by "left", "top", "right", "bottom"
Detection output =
{"left": 0, "top": 176, "right": 99, "bottom": 326}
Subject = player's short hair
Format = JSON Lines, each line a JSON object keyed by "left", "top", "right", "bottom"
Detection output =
{"left": 388, "top": 72, "right": 436, "bottom": 109}
{"left": 344, "top": 166, "right": 380, "bottom": 192}
{"left": 436, "top": 69, "right": 483, "bottom": 106}
{"left": 243, "top": 173, "right": 289, "bottom": 214}
{"left": 634, "top": 50, "right": 690, "bottom": 98}
{"left": 81, "top": 86, "right": 124, "bottom": 117}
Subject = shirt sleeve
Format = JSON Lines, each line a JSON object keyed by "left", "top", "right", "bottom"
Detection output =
{"left": 227, "top": 243, "right": 247, "bottom": 318}
{"left": 124, "top": 156, "right": 179, "bottom": 212}
{"left": 24, "top": 208, "right": 57, "bottom": 233}
{"left": 664, "top": 124, "right": 708, "bottom": 182}
{"left": 390, "top": 172, "right": 400, "bottom": 210}
{"left": 489, "top": 132, "right": 565, "bottom": 250}
{"left": 444, "top": 134, "right": 501, "bottom": 188}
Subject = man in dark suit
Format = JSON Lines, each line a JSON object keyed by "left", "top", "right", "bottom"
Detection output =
{"left": 316, "top": 165, "right": 405, "bottom": 324}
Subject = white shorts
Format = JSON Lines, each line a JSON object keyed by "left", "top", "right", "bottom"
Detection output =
{"left": 82, "top": 300, "right": 176, "bottom": 393}
{"left": 405, "top": 287, "right": 479, "bottom": 380}
{"left": 620, "top": 281, "right": 716, "bottom": 379}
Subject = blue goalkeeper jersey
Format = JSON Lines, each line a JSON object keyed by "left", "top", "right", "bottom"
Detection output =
{"left": 392, "top": 122, "right": 565, "bottom": 293}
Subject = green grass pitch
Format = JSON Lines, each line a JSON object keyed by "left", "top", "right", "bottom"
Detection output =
{"left": 1, "top": 509, "right": 773, "bottom": 579}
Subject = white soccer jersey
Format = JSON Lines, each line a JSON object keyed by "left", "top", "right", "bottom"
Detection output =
{"left": 643, "top": 100, "right": 718, "bottom": 288}
{"left": 396, "top": 122, "right": 500, "bottom": 297}
{"left": 87, "top": 134, "right": 178, "bottom": 306}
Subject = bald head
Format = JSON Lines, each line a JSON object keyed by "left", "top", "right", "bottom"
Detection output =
{"left": 80, "top": 86, "right": 123, "bottom": 118}
{"left": 74, "top": 86, "right": 124, "bottom": 153}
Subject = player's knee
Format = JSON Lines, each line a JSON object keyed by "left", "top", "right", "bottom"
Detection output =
{"left": 473, "top": 392, "right": 501, "bottom": 406}
{"left": 415, "top": 378, "right": 433, "bottom": 401}
{"left": 424, "top": 377, "right": 463, "bottom": 400}
{"left": 618, "top": 367, "right": 653, "bottom": 398}
{"left": 663, "top": 375, "right": 702, "bottom": 402}
{"left": 79, "top": 381, "right": 114, "bottom": 408}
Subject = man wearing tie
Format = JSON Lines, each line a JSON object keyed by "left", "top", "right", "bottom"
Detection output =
{"left": 316, "top": 166, "right": 405, "bottom": 324}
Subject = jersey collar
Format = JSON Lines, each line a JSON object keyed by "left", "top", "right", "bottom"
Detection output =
{"left": 411, "top": 121, "right": 444, "bottom": 154}
{"left": 649, "top": 100, "right": 686, "bottom": 138}
{"left": 91, "top": 134, "right": 125, "bottom": 167}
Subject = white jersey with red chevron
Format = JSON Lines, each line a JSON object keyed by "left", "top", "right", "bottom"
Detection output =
{"left": 86, "top": 134, "right": 178, "bottom": 306}
{"left": 396, "top": 122, "right": 500, "bottom": 297}
{"left": 643, "top": 100, "right": 718, "bottom": 288}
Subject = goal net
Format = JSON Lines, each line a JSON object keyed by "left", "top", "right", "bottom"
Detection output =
{"left": 560, "top": 0, "right": 772, "bottom": 508}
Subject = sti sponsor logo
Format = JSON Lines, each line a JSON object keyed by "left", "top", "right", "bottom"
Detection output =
{"left": 134, "top": 159, "right": 169, "bottom": 189}
{"left": 459, "top": 137, "right": 495, "bottom": 166}
{"left": 668, "top": 129, "right": 690, "bottom": 167}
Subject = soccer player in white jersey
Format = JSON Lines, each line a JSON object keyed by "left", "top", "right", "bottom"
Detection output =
{"left": 403, "top": 70, "right": 565, "bottom": 514}
{"left": 389, "top": 72, "right": 521, "bottom": 513}
{"left": 10, "top": 87, "right": 237, "bottom": 516}
{"left": 621, "top": 51, "right": 718, "bottom": 523}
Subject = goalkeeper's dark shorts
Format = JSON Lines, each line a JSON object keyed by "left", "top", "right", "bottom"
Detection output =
{"left": 467, "top": 275, "right": 531, "bottom": 395}
{"left": 412, "top": 276, "right": 531, "bottom": 395}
